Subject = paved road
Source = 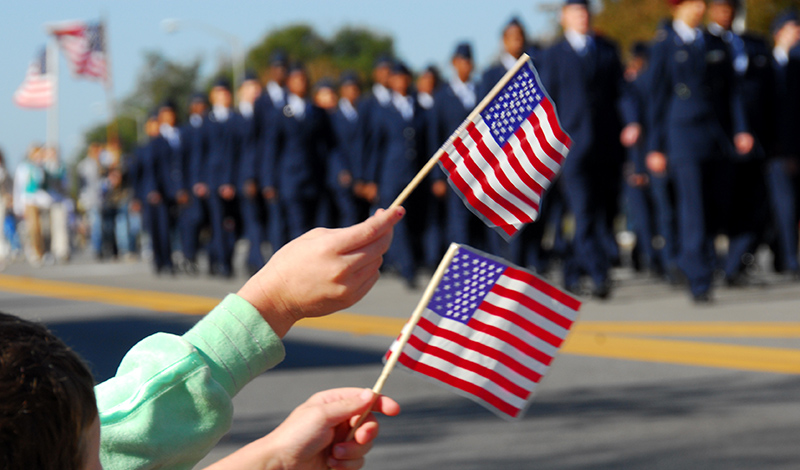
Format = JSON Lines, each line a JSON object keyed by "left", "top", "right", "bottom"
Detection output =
{"left": 2, "top": 250, "right": 799, "bottom": 469}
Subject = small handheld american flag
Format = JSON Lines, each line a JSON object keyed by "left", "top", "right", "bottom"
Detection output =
{"left": 385, "top": 244, "right": 581, "bottom": 420}
{"left": 437, "top": 55, "right": 570, "bottom": 239}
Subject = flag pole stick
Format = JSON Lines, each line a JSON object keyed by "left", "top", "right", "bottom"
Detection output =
{"left": 46, "top": 38, "right": 59, "bottom": 151}
{"left": 346, "top": 242, "right": 460, "bottom": 441}
{"left": 388, "top": 53, "right": 531, "bottom": 210}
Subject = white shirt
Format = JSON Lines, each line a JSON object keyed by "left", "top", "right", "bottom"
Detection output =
{"left": 500, "top": 52, "right": 518, "bottom": 71}
{"left": 160, "top": 124, "right": 181, "bottom": 149}
{"left": 339, "top": 98, "right": 358, "bottom": 122}
{"left": 417, "top": 92, "right": 434, "bottom": 110}
{"left": 190, "top": 114, "right": 203, "bottom": 128}
{"left": 239, "top": 101, "right": 254, "bottom": 119}
{"left": 673, "top": 19, "right": 700, "bottom": 44}
{"left": 266, "top": 81, "right": 285, "bottom": 107}
{"left": 774, "top": 47, "right": 790, "bottom": 67}
{"left": 564, "top": 29, "right": 590, "bottom": 54}
{"left": 286, "top": 93, "right": 306, "bottom": 119}
{"left": 392, "top": 92, "right": 414, "bottom": 121}
{"left": 212, "top": 106, "right": 229, "bottom": 122}
{"left": 373, "top": 83, "right": 392, "bottom": 106}
{"left": 449, "top": 77, "right": 476, "bottom": 110}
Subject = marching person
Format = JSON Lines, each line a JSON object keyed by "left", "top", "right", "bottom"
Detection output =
{"left": 329, "top": 71, "right": 365, "bottom": 228}
{"left": 177, "top": 93, "right": 208, "bottom": 274}
{"left": 539, "top": 0, "right": 626, "bottom": 298}
{"left": 645, "top": 0, "right": 753, "bottom": 302}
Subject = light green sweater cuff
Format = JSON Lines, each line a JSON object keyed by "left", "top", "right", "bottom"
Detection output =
{"left": 184, "top": 293, "right": 286, "bottom": 397}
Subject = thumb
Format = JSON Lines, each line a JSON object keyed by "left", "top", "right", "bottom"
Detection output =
{"left": 319, "top": 389, "right": 376, "bottom": 428}
{"left": 333, "top": 207, "right": 405, "bottom": 254}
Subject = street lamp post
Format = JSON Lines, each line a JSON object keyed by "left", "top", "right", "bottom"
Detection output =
{"left": 161, "top": 18, "right": 245, "bottom": 102}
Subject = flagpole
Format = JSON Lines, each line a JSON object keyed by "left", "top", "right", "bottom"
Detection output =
{"left": 388, "top": 53, "right": 531, "bottom": 210}
{"left": 101, "top": 15, "right": 120, "bottom": 166}
{"left": 46, "top": 38, "right": 59, "bottom": 150}
{"left": 345, "top": 242, "right": 461, "bottom": 441}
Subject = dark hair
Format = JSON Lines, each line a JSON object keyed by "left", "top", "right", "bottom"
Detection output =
{"left": 0, "top": 312, "right": 97, "bottom": 470}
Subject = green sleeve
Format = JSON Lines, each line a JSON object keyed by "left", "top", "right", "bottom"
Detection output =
{"left": 96, "top": 294, "right": 285, "bottom": 470}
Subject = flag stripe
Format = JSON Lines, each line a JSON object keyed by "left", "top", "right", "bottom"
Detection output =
{"left": 521, "top": 109, "right": 568, "bottom": 171}
{"left": 406, "top": 334, "right": 530, "bottom": 399}
{"left": 538, "top": 98, "right": 572, "bottom": 157}
{"left": 452, "top": 131, "right": 531, "bottom": 224}
{"left": 440, "top": 148, "right": 517, "bottom": 236}
{"left": 483, "top": 292, "right": 570, "bottom": 340}
{"left": 490, "top": 284, "right": 573, "bottom": 330}
{"left": 465, "top": 123, "right": 541, "bottom": 216}
{"left": 468, "top": 316, "right": 553, "bottom": 366}
{"left": 503, "top": 266, "right": 582, "bottom": 312}
{"left": 476, "top": 300, "right": 564, "bottom": 349}
{"left": 398, "top": 352, "right": 524, "bottom": 417}
{"left": 416, "top": 315, "right": 545, "bottom": 383}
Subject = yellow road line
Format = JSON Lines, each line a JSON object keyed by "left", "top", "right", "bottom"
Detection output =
{"left": 2, "top": 273, "right": 799, "bottom": 374}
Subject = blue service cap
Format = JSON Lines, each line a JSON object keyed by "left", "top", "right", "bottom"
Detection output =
{"left": 158, "top": 98, "right": 177, "bottom": 111}
{"left": 391, "top": 61, "right": 411, "bottom": 76}
{"left": 212, "top": 76, "right": 231, "bottom": 91}
{"left": 709, "top": 0, "right": 739, "bottom": 6}
{"left": 453, "top": 42, "right": 473, "bottom": 60}
{"left": 190, "top": 92, "right": 206, "bottom": 103}
{"left": 270, "top": 50, "right": 289, "bottom": 67}
{"left": 374, "top": 55, "right": 394, "bottom": 68}
{"left": 564, "top": 0, "right": 589, "bottom": 5}
{"left": 315, "top": 77, "right": 335, "bottom": 90}
{"left": 339, "top": 70, "right": 361, "bottom": 87}
{"left": 505, "top": 16, "right": 526, "bottom": 33}
{"left": 241, "top": 69, "right": 259, "bottom": 84}
{"left": 287, "top": 61, "right": 307, "bottom": 75}
{"left": 422, "top": 64, "right": 441, "bottom": 82}
{"left": 772, "top": 8, "right": 799, "bottom": 35}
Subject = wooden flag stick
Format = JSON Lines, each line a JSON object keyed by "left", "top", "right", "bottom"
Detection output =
{"left": 388, "top": 53, "right": 531, "bottom": 210}
{"left": 345, "top": 243, "right": 461, "bottom": 440}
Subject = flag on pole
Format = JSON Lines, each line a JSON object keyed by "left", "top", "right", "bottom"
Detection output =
{"left": 13, "top": 47, "right": 54, "bottom": 109}
{"left": 385, "top": 244, "right": 581, "bottom": 420}
{"left": 49, "top": 20, "right": 107, "bottom": 81}
{"left": 438, "top": 58, "right": 571, "bottom": 239}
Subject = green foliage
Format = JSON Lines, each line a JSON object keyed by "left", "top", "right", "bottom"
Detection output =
{"left": 745, "top": 0, "right": 800, "bottom": 37}
{"left": 247, "top": 24, "right": 394, "bottom": 84}
{"left": 123, "top": 51, "right": 202, "bottom": 123}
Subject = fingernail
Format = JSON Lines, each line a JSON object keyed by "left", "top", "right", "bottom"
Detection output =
{"left": 396, "top": 207, "right": 406, "bottom": 218}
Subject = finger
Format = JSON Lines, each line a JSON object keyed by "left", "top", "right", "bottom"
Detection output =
{"left": 332, "top": 437, "right": 375, "bottom": 460}
{"left": 332, "top": 207, "right": 405, "bottom": 254}
{"left": 315, "top": 388, "right": 376, "bottom": 428}
{"left": 338, "top": 226, "right": 395, "bottom": 270}
{"left": 327, "top": 456, "right": 366, "bottom": 470}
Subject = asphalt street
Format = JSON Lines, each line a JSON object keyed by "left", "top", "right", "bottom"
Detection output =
{"left": 1, "top": 248, "right": 799, "bottom": 469}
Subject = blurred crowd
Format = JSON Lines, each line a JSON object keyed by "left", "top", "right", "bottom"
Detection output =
{"left": 3, "top": 0, "right": 800, "bottom": 304}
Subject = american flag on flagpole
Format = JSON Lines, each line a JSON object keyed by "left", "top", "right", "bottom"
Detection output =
{"left": 385, "top": 244, "right": 581, "bottom": 420}
{"left": 437, "top": 56, "right": 571, "bottom": 239}
{"left": 13, "top": 48, "right": 54, "bottom": 109}
{"left": 49, "top": 20, "right": 107, "bottom": 81}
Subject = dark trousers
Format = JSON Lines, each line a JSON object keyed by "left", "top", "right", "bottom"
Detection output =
{"left": 240, "top": 195, "right": 266, "bottom": 270}
{"left": 209, "top": 195, "right": 239, "bottom": 275}
{"left": 649, "top": 173, "right": 678, "bottom": 270}
{"left": 144, "top": 201, "right": 172, "bottom": 270}
{"left": 766, "top": 157, "right": 800, "bottom": 272}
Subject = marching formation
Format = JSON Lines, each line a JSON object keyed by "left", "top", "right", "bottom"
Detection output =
{"left": 32, "top": 0, "right": 800, "bottom": 304}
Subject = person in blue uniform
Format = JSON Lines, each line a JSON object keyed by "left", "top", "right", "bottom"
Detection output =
{"left": 262, "top": 62, "right": 335, "bottom": 241}
{"left": 356, "top": 56, "right": 394, "bottom": 208}
{"left": 365, "top": 61, "right": 427, "bottom": 287}
{"left": 204, "top": 78, "right": 240, "bottom": 278}
{"left": 430, "top": 43, "right": 485, "bottom": 255}
{"left": 764, "top": 10, "right": 800, "bottom": 277}
{"left": 707, "top": 0, "right": 772, "bottom": 285}
{"left": 481, "top": 17, "right": 528, "bottom": 100}
{"left": 257, "top": 51, "right": 289, "bottom": 252}
{"left": 235, "top": 70, "right": 266, "bottom": 275}
{"left": 538, "top": 0, "right": 626, "bottom": 298}
{"left": 141, "top": 103, "right": 177, "bottom": 274}
{"left": 328, "top": 71, "right": 364, "bottom": 228}
{"left": 645, "top": 0, "right": 753, "bottom": 302}
{"left": 176, "top": 93, "right": 208, "bottom": 274}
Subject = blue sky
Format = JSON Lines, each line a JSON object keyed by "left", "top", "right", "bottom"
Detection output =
{"left": 1, "top": 0, "right": 557, "bottom": 169}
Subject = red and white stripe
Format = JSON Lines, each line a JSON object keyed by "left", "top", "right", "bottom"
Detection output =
{"left": 389, "top": 265, "right": 581, "bottom": 419}
{"left": 439, "top": 96, "right": 571, "bottom": 239}
{"left": 13, "top": 62, "right": 54, "bottom": 109}
{"left": 50, "top": 21, "right": 106, "bottom": 81}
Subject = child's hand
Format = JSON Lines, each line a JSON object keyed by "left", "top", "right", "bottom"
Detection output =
{"left": 203, "top": 388, "right": 400, "bottom": 470}
{"left": 237, "top": 207, "right": 405, "bottom": 337}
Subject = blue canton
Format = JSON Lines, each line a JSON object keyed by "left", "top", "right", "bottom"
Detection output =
{"left": 427, "top": 247, "right": 508, "bottom": 324}
{"left": 480, "top": 63, "right": 544, "bottom": 146}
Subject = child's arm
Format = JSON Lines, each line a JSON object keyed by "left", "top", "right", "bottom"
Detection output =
{"left": 97, "top": 208, "right": 404, "bottom": 470}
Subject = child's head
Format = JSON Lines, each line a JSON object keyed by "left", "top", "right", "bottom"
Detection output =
{"left": 0, "top": 312, "right": 100, "bottom": 470}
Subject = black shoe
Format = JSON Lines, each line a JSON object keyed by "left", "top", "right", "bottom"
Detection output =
{"left": 592, "top": 281, "right": 612, "bottom": 300}
{"left": 692, "top": 292, "right": 713, "bottom": 304}
{"left": 182, "top": 260, "right": 199, "bottom": 276}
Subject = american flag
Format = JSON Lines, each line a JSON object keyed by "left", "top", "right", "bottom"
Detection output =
{"left": 50, "top": 20, "right": 107, "bottom": 81}
{"left": 438, "top": 57, "right": 570, "bottom": 239}
{"left": 13, "top": 48, "right": 54, "bottom": 109}
{"left": 386, "top": 245, "right": 581, "bottom": 419}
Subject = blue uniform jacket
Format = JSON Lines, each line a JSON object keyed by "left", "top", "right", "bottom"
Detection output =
{"left": 261, "top": 101, "right": 334, "bottom": 201}
{"left": 201, "top": 111, "right": 238, "bottom": 191}
{"left": 330, "top": 101, "right": 366, "bottom": 189}
{"left": 645, "top": 25, "right": 748, "bottom": 159}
